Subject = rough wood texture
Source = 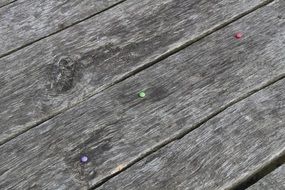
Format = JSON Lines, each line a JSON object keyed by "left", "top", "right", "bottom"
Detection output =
{"left": 98, "top": 73, "right": 285, "bottom": 190}
{"left": 0, "top": 1, "right": 284, "bottom": 189}
{"left": 0, "top": 0, "right": 123, "bottom": 57}
{"left": 248, "top": 165, "right": 285, "bottom": 190}
{"left": 0, "top": 0, "right": 269, "bottom": 144}
{"left": 0, "top": 0, "right": 15, "bottom": 8}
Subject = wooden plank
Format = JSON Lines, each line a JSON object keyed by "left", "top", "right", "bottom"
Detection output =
{"left": 0, "top": 0, "right": 15, "bottom": 8}
{"left": 248, "top": 165, "right": 285, "bottom": 190}
{"left": 0, "top": 0, "right": 271, "bottom": 144}
{"left": 0, "top": 0, "right": 284, "bottom": 189}
{"left": 0, "top": 0, "right": 123, "bottom": 57}
{"left": 97, "top": 73, "right": 285, "bottom": 190}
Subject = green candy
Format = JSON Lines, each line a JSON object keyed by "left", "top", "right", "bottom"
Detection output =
{"left": 138, "top": 91, "right": 146, "bottom": 98}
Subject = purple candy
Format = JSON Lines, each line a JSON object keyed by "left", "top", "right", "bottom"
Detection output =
{"left": 80, "top": 155, "right": 88, "bottom": 163}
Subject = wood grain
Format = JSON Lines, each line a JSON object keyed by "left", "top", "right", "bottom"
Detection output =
{"left": 248, "top": 165, "right": 285, "bottom": 190}
{"left": 0, "top": 0, "right": 15, "bottom": 8}
{"left": 97, "top": 72, "right": 285, "bottom": 190}
{"left": 0, "top": 0, "right": 270, "bottom": 144}
{"left": 0, "top": 0, "right": 284, "bottom": 189}
{"left": 0, "top": 0, "right": 123, "bottom": 57}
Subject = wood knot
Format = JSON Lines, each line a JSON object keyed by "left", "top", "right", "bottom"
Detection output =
{"left": 50, "top": 56, "right": 77, "bottom": 93}
{"left": 277, "top": 15, "right": 284, "bottom": 20}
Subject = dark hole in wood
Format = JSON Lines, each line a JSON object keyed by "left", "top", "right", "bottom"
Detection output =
{"left": 50, "top": 56, "right": 77, "bottom": 94}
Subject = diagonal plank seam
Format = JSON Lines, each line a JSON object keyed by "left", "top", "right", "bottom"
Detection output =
{"left": 90, "top": 73, "right": 285, "bottom": 189}
{"left": 226, "top": 149, "right": 285, "bottom": 190}
{"left": 0, "top": 0, "right": 275, "bottom": 147}
{"left": 0, "top": 0, "right": 17, "bottom": 9}
{"left": 0, "top": 0, "right": 128, "bottom": 59}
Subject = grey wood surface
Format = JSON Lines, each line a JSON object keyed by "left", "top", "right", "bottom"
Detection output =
{"left": 0, "top": 0, "right": 284, "bottom": 189}
{"left": 0, "top": 0, "right": 123, "bottom": 57}
{"left": 0, "top": 0, "right": 270, "bottom": 144}
{"left": 0, "top": 0, "right": 15, "bottom": 8}
{"left": 248, "top": 165, "right": 285, "bottom": 190}
{"left": 97, "top": 72, "right": 285, "bottom": 190}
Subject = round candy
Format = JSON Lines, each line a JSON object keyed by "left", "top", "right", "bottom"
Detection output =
{"left": 80, "top": 155, "right": 88, "bottom": 163}
{"left": 235, "top": 32, "right": 243, "bottom": 39}
{"left": 138, "top": 91, "right": 146, "bottom": 98}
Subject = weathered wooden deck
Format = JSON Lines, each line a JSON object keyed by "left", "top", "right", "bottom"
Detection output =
{"left": 0, "top": 0, "right": 285, "bottom": 189}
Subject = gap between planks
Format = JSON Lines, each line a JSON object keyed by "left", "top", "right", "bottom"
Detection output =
{"left": 0, "top": 0, "right": 275, "bottom": 148}
{"left": 0, "top": 0, "right": 127, "bottom": 60}
{"left": 0, "top": 0, "right": 17, "bottom": 9}
{"left": 90, "top": 73, "right": 285, "bottom": 190}
{"left": 229, "top": 151, "right": 285, "bottom": 190}
{"left": 247, "top": 163, "right": 285, "bottom": 189}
